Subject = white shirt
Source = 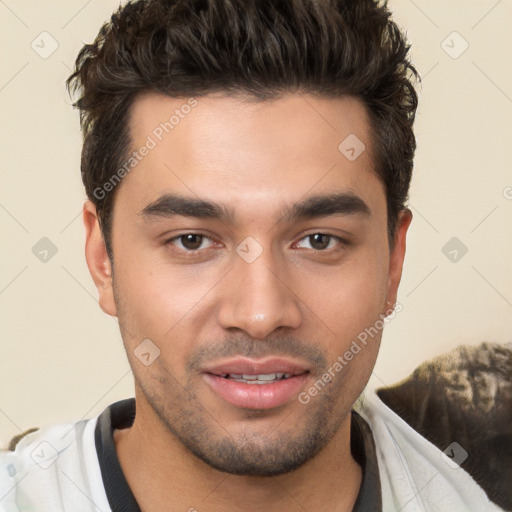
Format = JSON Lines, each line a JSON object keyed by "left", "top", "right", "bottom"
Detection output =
{"left": 0, "top": 391, "right": 504, "bottom": 512}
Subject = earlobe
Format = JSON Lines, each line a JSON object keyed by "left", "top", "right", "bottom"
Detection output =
{"left": 83, "top": 201, "right": 117, "bottom": 317}
{"left": 385, "top": 208, "right": 413, "bottom": 311}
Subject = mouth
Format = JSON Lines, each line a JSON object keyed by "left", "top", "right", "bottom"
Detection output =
{"left": 211, "top": 371, "right": 306, "bottom": 384}
{"left": 201, "top": 357, "right": 311, "bottom": 409}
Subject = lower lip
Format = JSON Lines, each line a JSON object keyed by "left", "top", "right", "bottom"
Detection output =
{"left": 202, "top": 373, "right": 309, "bottom": 409}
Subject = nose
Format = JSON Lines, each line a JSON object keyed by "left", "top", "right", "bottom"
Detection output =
{"left": 216, "top": 247, "right": 303, "bottom": 339}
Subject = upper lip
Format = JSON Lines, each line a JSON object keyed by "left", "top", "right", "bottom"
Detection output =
{"left": 201, "top": 357, "right": 310, "bottom": 376}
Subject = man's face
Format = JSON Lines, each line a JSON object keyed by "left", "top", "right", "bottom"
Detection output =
{"left": 85, "top": 92, "right": 410, "bottom": 476}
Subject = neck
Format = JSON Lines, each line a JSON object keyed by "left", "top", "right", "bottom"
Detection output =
{"left": 114, "top": 400, "right": 362, "bottom": 512}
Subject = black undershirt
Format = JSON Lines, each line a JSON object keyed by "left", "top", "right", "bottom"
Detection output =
{"left": 94, "top": 398, "right": 382, "bottom": 511}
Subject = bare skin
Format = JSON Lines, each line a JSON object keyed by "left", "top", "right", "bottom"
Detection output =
{"left": 84, "top": 92, "right": 411, "bottom": 511}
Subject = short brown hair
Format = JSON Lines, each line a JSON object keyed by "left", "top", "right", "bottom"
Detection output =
{"left": 67, "top": 0, "right": 419, "bottom": 258}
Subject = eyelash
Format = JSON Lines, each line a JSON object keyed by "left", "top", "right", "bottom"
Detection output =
{"left": 164, "top": 232, "right": 347, "bottom": 257}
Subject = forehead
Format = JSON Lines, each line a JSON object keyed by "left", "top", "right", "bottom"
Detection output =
{"left": 116, "top": 91, "right": 384, "bottom": 223}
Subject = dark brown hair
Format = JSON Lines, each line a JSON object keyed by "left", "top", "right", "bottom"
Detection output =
{"left": 67, "top": 0, "right": 419, "bottom": 258}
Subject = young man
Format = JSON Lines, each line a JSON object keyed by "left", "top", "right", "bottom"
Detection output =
{"left": 0, "top": 0, "right": 503, "bottom": 510}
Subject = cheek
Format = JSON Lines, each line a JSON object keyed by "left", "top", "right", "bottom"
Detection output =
{"left": 292, "top": 245, "right": 388, "bottom": 338}
{"left": 113, "top": 253, "right": 221, "bottom": 342}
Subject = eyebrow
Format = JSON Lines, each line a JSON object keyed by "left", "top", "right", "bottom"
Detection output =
{"left": 139, "top": 192, "right": 371, "bottom": 224}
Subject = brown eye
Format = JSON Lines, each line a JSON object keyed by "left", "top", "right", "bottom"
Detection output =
{"left": 296, "top": 233, "right": 342, "bottom": 251}
{"left": 179, "top": 234, "right": 204, "bottom": 250}
{"left": 166, "top": 233, "right": 215, "bottom": 253}
{"left": 308, "top": 234, "right": 331, "bottom": 250}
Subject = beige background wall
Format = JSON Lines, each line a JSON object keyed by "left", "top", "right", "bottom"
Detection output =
{"left": 1, "top": 0, "right": 511, "bottom": 446}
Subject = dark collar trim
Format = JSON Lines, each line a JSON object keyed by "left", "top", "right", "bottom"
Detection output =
{"left": 95, "top": 398, "right": 141, "bottom": 512}
{"left": 351, "top": 410, "right": 382, "bottom": 511}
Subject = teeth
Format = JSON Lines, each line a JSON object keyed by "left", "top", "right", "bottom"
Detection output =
{"left": 250, "top": 373, "right": 275, "bottom": 381}
{"left": 222, "top": 372, "right": 293, "bottom": 384}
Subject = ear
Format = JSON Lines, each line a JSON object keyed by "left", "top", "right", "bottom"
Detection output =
{"left": 83, "top": 200, "right": 117, "bottom": 317}
{"left": 385, "top": 208, "right": 412, "bottom": 315}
